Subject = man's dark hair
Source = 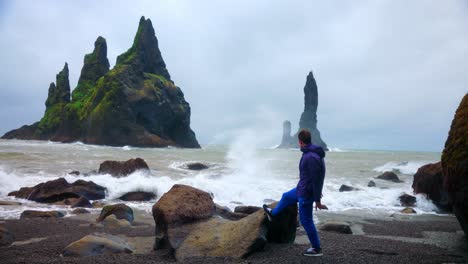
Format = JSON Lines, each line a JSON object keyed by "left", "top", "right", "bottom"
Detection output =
{"left": 298, "top": 129, "right": 312, "bottom": 144}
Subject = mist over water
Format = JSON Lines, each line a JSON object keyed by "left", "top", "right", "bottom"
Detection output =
{"left": 0, "top": 138, "right": 441, "bottom": 219}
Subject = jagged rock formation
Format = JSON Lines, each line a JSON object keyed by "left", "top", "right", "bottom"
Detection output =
{"left": 278, "top": 71, "right": 327, "bottom": 149}
{"left": 2, "top": 16, "right": 200, "bottom": 148}
{"left": 441, "top": 93, "right": 468, "bottom": 236}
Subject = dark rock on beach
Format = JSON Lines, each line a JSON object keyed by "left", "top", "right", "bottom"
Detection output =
{"left": 278, "top": 72, "right": 327, "bottom": 149}
{"left": 442, "top": 92, "right": 468, "bottom": 236}
{"left": 0, "top": 226, "right": 15, "bottom": 247}
{"left": 0, "top": 200, "right": 22, "bottom": 206}
{"left": 20, "top": 210, "right": 64, "bottom": 219}
{"left": 368, "top": 180, "right": 376, "bottom": 187}
{"left": 339, "top": 184, "right": 356, "bottom": 192}
{"left": 1, "top": 17, "right": 200, "bottom": 148}
{"left": 70, "top": 196, "right": 92, "bottom": 208}
{"left": 98, "top": 158, "right": 149, "bottom": 177}
{"left": 412, "top": 162, "right": 450, "bottom": 211}
{"left": 63, "top": 233, "right": 133, "bottom": 257}
{"left": 119, "top": 191, "right": 156, "bottom": 201}
{"left": 400, "top": 207, "right": 417, "bottom": 214}
{"left": 96, "top": 204, "right": 134, "bottom": 223}
{"left": 8, "top": 178, "right": 106, "bottom": 203}
{"left": 186, "top": 162, "right": 209, "bottom": 171}
{"left": 69, "top": 170, "right": 80, "bottom": 176}
{"left": 376, "top": 171, "right": 402, "bottom": 182}
{"left": 320, "top": 222, "right": 353, "bottom": 234}
{"left": 399, "top": 193, "right": 416, "bottom": 207}
{"left": 215, "top": 204, "right": 248, "bottom": 220}
{"left": 234, "top": 205, "right": 262, "bottom": 215}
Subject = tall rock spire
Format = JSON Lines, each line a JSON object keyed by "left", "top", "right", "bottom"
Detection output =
{"left": 45, "top": 63, "right": 70, "bottom": 108}
{"left": 278, "top": 71, "right": 327, "bottom": 149}
{"left": 116, "top": 16, "right": 171, "bottom": 80}
{"left": 73, "top": 36, "right": 110, "bottom": 102}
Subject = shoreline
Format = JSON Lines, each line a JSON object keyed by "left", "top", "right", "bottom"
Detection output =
{"left": 1, "top": 209, "right": 466, "bottom": 263}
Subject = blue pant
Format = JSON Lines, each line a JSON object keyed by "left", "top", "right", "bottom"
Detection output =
{"left": 271, "top": 188, "right": 321, "bottom": 249}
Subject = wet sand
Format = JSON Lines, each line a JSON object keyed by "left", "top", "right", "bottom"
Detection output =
{"left": 0, "top": 210, "right": 466, "bottom": 264}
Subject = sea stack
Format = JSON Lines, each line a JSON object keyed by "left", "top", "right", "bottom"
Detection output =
{"left": 441, "top": 93, "right": 468, "bottom": 236}
{"left": 278, "top": 71, "right": 327, "bottom": 149}
{"left": 2, "top": 16, "right": 200, "bottom": 148}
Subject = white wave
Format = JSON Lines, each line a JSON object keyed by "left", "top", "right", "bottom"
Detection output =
{"left": 122, "top": 145, "right": 132, "bottom": 151}
{"left": 373, "top": 161, "right": 435, "bottom": 175}
{"left": 328, "top": 147, "right": 347, "bottom": 152}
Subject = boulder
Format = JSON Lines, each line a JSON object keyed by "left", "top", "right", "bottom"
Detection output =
{"left": 368, "top": 181, "right": 376, "bottom": 187}
{"left": 72, "top": 208, "right": 90, "bottom": 214}
{"left": 234, "top": 206, "right": 261, "bottom": 215}
{"left": 96, "top": 204, "right": 134, "bottom": 223}
{"left": 186, "top": 162, "right": 209, "bottom": 171}
{"left": 376, "top": 171, "right": 402, "bottom": 182}
{"left": 153, "top": 184, "right": 215, "bottom": 250}
{"left": 176, "top": 203, "right": 297, "bottom": 261}
{"left": 0, "top": 226, "right": 15, "bottom": 247}
{"left": 98, "top": 158, "right": 149, "bottom": 177}
{"left": 63, "top": 233, "right": 133, "bottom": 256}
{"left": 152, "top": 185, "right": 297, "bottom": 260}
{"left": 399, "top": 193, "right": 416, "bottom": 207}
{"left": 20, "top": 210, "right": 64, "bottom": 219}
{"left": 69, "top": 171, "right": 80, "bottom": 176}
{"left": 8, "top": 178, "right": 106, "bottom": 203}
{"left": 442, "top": 93, "right": 468, "bottom": 236}
{"left": 412, "top": 162, "right": 450, "bottom": 211}
{"left": 400, "top": 207, "right": 417, "bottom": 214}
{"left": 339, "top": 184, "right": 355, "bottom": 192}
{"left": 320, "top": 223, "right": 353, "bottom": 234}
{"left": 119, "top": 191, "right": 156, "bottom": 201}
{"left": 215, "top": 204, "right": 248, "bottom": 220}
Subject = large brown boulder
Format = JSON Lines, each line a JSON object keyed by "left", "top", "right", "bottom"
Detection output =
{"left": 412, "top": 162, "right": 450, "bottom": 211}
{"left": 152, "top": 185, "right": 297, "bottom": 260}
{"left": 96, "top": 204, "right": 134, "bottom": 223}
{"left": 152, "top": 184, "right": 215, "bottom": 250}
{"left": 442, "top": 93, "right": 468, "bottom": 236}
{"left": 98, "top": 158, "right": 149, "bottom": 177}
{"left": 8, "top": 178, "right": 106, "bottom": 203}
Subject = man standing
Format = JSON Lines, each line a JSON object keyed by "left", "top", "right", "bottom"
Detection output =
{"left": 263, "top": 129, "right": 326, "bottom": 257}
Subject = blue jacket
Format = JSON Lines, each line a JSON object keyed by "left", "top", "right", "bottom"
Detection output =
{"left": 296, "top": 144, "right": 326, "bottom": 201}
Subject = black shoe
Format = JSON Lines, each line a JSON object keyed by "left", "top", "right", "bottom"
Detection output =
{"left": 263, "top": 204, "right": 273, "bottom": 222}
{"left": 303, "top": 247, "right": 323, "bottom": 257}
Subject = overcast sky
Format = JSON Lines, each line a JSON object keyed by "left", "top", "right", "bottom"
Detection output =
{"left": 0, "top": 0, "right": 467, "bottom": 151}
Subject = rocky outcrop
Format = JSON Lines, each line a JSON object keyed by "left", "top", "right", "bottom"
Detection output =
{"left": 63, "top": 233, "right": 133, "bottom": 256}
{"left": 119, "top": 191, "right": 156, "bottom": 201}
{"left": 2, "top": 16, "right": 200, "bottom": 148}
{"left": 152, "top": 185, "right": 297, "bottom": 260}
{"left": 441, "top": 93, "right": 468, "bottom": 236}
{"left": 412, "top": 162, "right": 450, "bottom": 211}
{"left": 96, "top": 204, "right": 134, "bottom": 223}
{"left": 278, "top": 72, "right": 327, "bottom": 149}
{"left": 8, "top": 178, "right": 106, "bottom": 203}
{"left": 98, "top": 158, "right": 149, "bottom": 177}
{"left": 399, "top": 193, "right": 416, "bottom": 207}
{"left": 20, "top": 210, "right": 64, "bottom": 219}
{"left": 376, "top": 171, "right": 402, "bottom": 182}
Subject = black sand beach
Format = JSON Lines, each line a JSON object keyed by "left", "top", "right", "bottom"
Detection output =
{"left": 1, "top": 211, "right": 466, "bottom": 264}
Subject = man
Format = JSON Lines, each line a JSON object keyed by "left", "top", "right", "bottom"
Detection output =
{"left": 263, "top": 129, "right": 326, "bottom": 257}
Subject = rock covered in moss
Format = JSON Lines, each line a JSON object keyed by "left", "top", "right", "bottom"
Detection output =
{"left": 441, "top": 93, "right": 468, "bottom": 236}
{"left": 2, "top": 16, "right": 200, "bottom": 149}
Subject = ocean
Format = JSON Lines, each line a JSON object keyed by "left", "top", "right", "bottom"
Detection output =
{"left": 0, "top": 139, "right": 442, "bottom": 219}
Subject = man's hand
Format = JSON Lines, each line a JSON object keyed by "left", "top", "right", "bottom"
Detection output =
{"left": 315, "top": 201, "right": 328, "bottom": 210}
